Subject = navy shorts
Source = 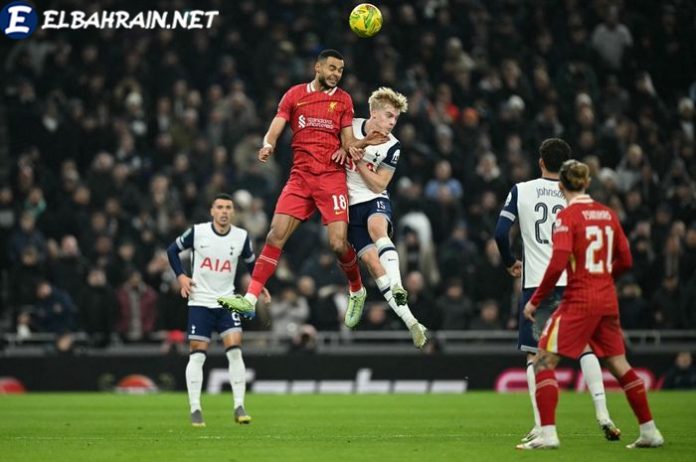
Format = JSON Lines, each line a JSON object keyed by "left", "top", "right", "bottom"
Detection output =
{"left": 518, "top": 287, "right": 564, "bottom": 353}
{"left": 348, "top": 198, "right": 393, "bottom": 255}
{"left": 188, "top": 306, "right": 242, "bottom": 342}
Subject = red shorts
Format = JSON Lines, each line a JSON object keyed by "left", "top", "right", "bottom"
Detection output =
{"left": 274, "top": 169, "right": 348, "bottom": 224}
{"left": 538, "top": 307, "right": 626, "bottom": 359}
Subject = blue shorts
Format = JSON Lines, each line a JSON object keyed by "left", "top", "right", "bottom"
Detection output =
{"left": 188, "top": 306, "right": 242, "bottom": 342}
{"left": 518, "top": 287, "right": 564, "bottom": 353}
{"left": 348, "top": 198, "right": 393, "bottom": 255}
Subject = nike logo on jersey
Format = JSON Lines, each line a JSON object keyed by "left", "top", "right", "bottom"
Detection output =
{"left": 296, "top": 101, "right": 311, "bottom": 107}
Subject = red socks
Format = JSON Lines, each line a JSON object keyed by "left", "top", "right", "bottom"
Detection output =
{"left": 247, "top": 244, "right": 282, "bottom": 297}
{"left": 535, "top": 370, "right": 559, "bottom": 426}
{"left": 337, "top": 246, "right": 363, "bottom": 292}
{"left": 619, "top": 369, "right": 653, "bottom": 424}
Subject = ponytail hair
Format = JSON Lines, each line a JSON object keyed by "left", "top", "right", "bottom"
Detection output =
{"left": 559, "top": 160, "right": 590, "bottom": 192}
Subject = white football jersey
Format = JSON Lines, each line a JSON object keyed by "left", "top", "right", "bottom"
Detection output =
{"left": 175, "top": 223, "right": 255, "bottom": 308}
{"left": 346, "top": 118, "right": 401, "bottom": 206}
{"left": 500, "top": 178, "right": 568, "bottom": 288}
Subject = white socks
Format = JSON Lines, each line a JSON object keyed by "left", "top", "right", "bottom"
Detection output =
{"left": 244, "top": 293, "right": 258, "bottom": 306}
{"left": 227, "top": 347, "right": 246, "bottom": 408}
{"left": 580, "top": 352, "right": 610, "bottom": 422}
{"left": 375, "top": 237, "right": 402, "bottom": 288}
{"left": 526, "top": 361, "right": 541, "bottom": 429}
{"left": 375, "top": 274, "right": 417, "bottom": 327}
{"left": 186, "top": 350, "right": 206, "bottom": 413}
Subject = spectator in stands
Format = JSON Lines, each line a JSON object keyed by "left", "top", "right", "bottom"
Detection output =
{"left": 77, "top": 267, "right": 118, "bottom": 347}
{"left": 470, "top": 299, "right": 502, "bottom": 330}
{"left": 115, "top": 267, "right": 158, "bottom": 342}
{"left": 50, "top": 235, "right": 88, "bottom": 301}
{"left": 8, "top": 211, "right": 47, "bottom": 264}
{"left": 269, "top": 285, "right": 310, "bottom": 339}
{"left": 436, "top": 279, "right": 474, "bottom": 330}
{"left": 662, "top": 351, "right": 696, "bottom": 389}
{"left": 17, "top": 280, "right": 77, "bottom": 352}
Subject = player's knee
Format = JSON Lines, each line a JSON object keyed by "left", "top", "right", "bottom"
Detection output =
{"left": 266, "top": 227, "right": 285, "bottom": 247}
{"left": 533, "top": 351, "right": 559, "bottom": 372}
{"left": 328, "top": 236, "right": 347, "bottom": 255}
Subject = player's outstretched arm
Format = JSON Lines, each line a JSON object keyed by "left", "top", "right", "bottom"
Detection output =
{"left": 259, "top": 117, "right": 287, "bottom": 163}
{"left": 340, "top": 126, "right": 388, "bottom": 154}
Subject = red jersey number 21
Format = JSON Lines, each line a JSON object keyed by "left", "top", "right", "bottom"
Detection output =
{"left": 585, "top": 225, "right": 614, "bottom": 274}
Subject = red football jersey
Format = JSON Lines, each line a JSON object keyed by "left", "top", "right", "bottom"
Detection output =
{"left": 547, "top": 195, "right": 632, "bottom": 315}
{"left": 276, "top": 82, "right": 354, "bottom": 174}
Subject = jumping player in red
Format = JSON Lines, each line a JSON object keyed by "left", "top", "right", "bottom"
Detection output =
{"left": 218, "top": 49, "right": 387, "bottom": 318}
{"left": 518, "top": 160, "right": 663, "bottom": 450}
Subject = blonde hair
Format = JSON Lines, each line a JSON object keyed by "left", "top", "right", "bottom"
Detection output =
{"left": 368, "top": 87, "right": 408, "bottom": 113}
{"left": 559, "top": 159, "right": 591, "bottom": 191}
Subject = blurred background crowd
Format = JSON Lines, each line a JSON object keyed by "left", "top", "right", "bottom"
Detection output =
{"left": 1, "top": 0, "right": 695, "bottom": 350}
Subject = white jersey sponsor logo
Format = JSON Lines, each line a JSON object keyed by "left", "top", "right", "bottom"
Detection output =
{"left": 187, "top": 223, "right": 248, "bottom": 308}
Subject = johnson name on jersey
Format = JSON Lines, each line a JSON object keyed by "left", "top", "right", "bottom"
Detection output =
{"left": 175, "top": 223, "right": 255, "bottom": 308}
{"left": 500, "top": 178, "right": 568, "bottom": 288}
{"left": 346, "top": 118, "right": 401, "bottom": 206}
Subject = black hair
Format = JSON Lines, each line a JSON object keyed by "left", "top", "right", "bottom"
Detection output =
{"left": 539, "top": 138, "right": 572, "bottom": 173}
{"left": 212, "top": 193, "right": 234, "bottom": 205}
{"left": 317, "top": 49, "right": 344, "bottom": 62}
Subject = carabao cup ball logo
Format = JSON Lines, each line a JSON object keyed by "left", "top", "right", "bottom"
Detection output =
{"left": 349, "top": 3, "right": 382, "bottom": 38}
{"left": 1, "top": 1, "right": 38, "bottom": 40}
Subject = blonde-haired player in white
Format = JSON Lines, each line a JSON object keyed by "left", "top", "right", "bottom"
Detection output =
{"left": 333, "top": 87, "right": 428, "bottom": 348}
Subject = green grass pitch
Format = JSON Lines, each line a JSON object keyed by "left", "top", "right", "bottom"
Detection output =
{"left": 1, "top": 392, "right": 694, "bottom": 461}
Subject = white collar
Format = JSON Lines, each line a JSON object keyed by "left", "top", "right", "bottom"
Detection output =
{"left": 307, "top": 81, "right": 338, "bottom": 95}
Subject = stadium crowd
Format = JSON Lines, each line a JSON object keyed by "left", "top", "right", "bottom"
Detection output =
{"left": 1, "top": 0, "right": 695, "bottom": 349}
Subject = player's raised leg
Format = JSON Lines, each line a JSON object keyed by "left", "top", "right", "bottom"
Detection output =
{"left": 359, "top": 247, "right": 427, "bottom": 347}
{"left": 604, "top": 354, "right": 663, "bottom": 448}
{"left": 218, "top": 213, "right": 301, "bottom": 317}
{"left": 327, "top": 219, "right": 367, "bottom": 323}
{"left": 579, "top": 348, "right": 620, "bottom": 440}
{"left": 222, "top": 327, "right": 250, "bottom": 424}
{"left": 368, "top": 215, "right": 407, "bottom": 305}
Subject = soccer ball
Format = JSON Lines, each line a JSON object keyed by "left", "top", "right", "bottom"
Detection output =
{"left": 349, "top": 3, "right": 383, "bottom": 38}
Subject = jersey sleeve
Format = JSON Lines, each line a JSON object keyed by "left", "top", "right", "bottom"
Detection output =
{"left": 611, "top": 213, "right": 633, "bottom": 277}
{"left": 340, "top": 94, "right": 354, "bottom": 129}
{"left": 380, "top": 142, "right": 401, "bottom": 171}
{"left": 176, "top": 227, "right": 194, "bottom": 250}
{"left": 276, "top": 88, "right": 294, "bottom": 121}
{"left": 241, "top": 233, "right": 257, "bottom": 274}
{"left": 168, "top": 227, "right": 194, "bottom": 277}
{"left": 499, "top": 185, "right": 519, "bottom": 223}
{"left": 551, "top": 210, "right": 573, "bottom": 252}
{"left": 494, "top": 186, "right": 519, "bottom": 267}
